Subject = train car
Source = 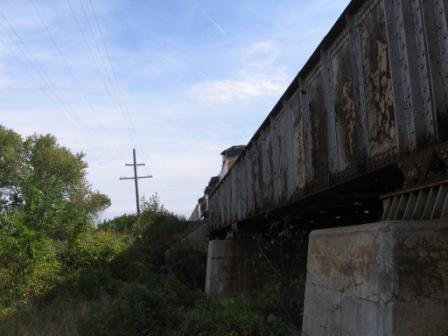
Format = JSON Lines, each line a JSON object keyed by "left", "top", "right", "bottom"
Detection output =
{"left": 208, "top": 0, "right": 448, "bottom": 234}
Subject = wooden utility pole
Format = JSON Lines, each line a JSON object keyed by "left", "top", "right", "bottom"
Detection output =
{"left": 119, "top": 148, "right": 152, "bottom": 215}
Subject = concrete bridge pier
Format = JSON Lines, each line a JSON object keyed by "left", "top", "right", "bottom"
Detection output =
{"left": 205, "top": 239, "right": 257, "bottom": 297}
{"left": 302, "top": 220, "right": 448, "bottom": 336}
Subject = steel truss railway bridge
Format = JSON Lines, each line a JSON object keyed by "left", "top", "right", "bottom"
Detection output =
{"left": 189, "top": 0, "right": 448, "bottom": 334}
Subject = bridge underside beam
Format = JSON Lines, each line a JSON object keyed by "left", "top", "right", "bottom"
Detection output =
{"left": 233, "top": 165, "right": 404, "bottom": 236}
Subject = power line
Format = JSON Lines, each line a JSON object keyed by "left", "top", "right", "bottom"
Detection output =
{"left": 85, "top": 0, "right": 140, "bottom": 146}
{"left": 0, "top": 6, "right": 127, "bottom": 172}
{"left": 28, "top": 0, "right": 121, "bottom": 155}
{"left": 65, "top": 0, "right": 126, "bottom": 140}
{"left": 0, "top": 10, "right": 86, "bottom": 133}
{"left": 0, "top": 35, "right": 79, "bottom": 130}
{"left": 66, "top": 0, "right": 135, "bottom": 148}
{"left": 78, "top": 0, "right": 119, "bottom": 99}
{"left": 29, "top": 0, "right": 102, "bottom": 128}
{"left": 0, "top": 3, "right": 143, "bottom": 168}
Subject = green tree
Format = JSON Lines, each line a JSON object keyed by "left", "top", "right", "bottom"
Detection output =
{"left": 0, "top": 127, "right": 110, "bottom": 239}
{"left": 0, "top": 126, "right": 111, "bottom": 308}
{"left": 0, "top": 126, "right": 24, "bottom": 210}
{"left": 23, "top": 134, "right": 87, "bottom": 196}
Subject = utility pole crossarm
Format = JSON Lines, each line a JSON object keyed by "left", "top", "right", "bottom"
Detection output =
{"left": 125, "top": 163, "right": 145, "bottom": 166}
{"left": 119, "top": 148, "right": 152, "bottom": 216}
{"left": 119, "top": 175, "right": 152, "bottom": 180}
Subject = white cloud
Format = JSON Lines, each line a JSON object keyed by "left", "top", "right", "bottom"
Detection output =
{"left": 189, "top": 74, "right": 286, "bottom": 103}
{"left": 244, "top": 41, "right": 280, "bottom": 67}
{"left": 189, "top": 40, "right": 287, "bottom": 104}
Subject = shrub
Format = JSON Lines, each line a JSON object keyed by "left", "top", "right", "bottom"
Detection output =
{"left": 62, "top": 230, "right": 130, "bottom": 275}
{"left": 98, "top": 214, "right": 137, "bottom": 234}
{"left": 78, "top": 275, "right": 202, "bottom": 336}
{"left": 181, "top": 295, "right": 293, "bottom": 336}
{"left": 135, "top": 214, "right": 187, "bottom": 271}
{"left": 0, "top": 213, "right": 61, "bottom": 310}
{"left": 165, "top": 242, "right": 207, "bottom": 290}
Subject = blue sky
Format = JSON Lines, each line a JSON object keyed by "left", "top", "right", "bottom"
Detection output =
{"left": 0, "top": 0, "right": 350, "bottom": 219}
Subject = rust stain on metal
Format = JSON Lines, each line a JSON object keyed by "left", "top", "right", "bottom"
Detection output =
{"left": 359, "top": 1, "right": 397, "bottom": 160}
{"left": 292, "top": 94, "right": 306, "bottom": 192}
{"left": 421, "top": 0, "right": 448, "bottom": 141}
{"left": 398, "top": 142, "right": 448, "bottom": 189}
{"left": 265, "top": 130, "right": 274, "bottom": 204}
{"left": 342, "top": 82, "right": 357, "bottom": 152}
{"left": 252, "top": 143, "right": 262, "bottom": 212}
{"left": 332, "top": 34, "right": 361, "bottom": 174}
{"left": 308, "top": 69, "right": 329, "bottom": 188}
{"left": 277, "top": 116, "right": 288, "bottom": 202}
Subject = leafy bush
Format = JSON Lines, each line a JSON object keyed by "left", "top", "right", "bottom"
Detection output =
{"left": 0, "top": 212, "right": 61, "bottom": 310}
{"left": 252, "top": 216, "right": 310, "bottom": 331}
{"left": 62, "top": 230, "right": 130, "bottom": 276}
{"left": 181, "top": 295, "right": 293, "bottom": 336}
{"left": 165, "top": 242, "right": 207, "bottom": 290}
{"left": 98, "top": 214, "right": 137, "bottom": 234}
{"left": 78, "top": 276, "right": 201, "bottom": 336}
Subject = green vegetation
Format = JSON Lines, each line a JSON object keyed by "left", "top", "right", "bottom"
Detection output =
{"left": 0, "top": 126, "right": 306, "bottom": 335}
{"left": 0, "top": 126, "right": 110, "bottom": 311}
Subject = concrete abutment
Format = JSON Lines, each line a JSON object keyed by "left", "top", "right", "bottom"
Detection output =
{"left": 205, "top": 239, "right": 257, "bottom": 297}
{"left": 302, "top": 220, "right": 448, "bottom": 336}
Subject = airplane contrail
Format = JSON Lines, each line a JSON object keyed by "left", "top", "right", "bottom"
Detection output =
{"left": 199, "top": 7, "right": 225, "bottom": 35}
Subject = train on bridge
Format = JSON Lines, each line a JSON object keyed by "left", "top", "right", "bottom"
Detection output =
{"left": 199, "top": 0, "right": 448, "bottom": 330}
{"left": 206, "top": 0, "right": 448, "bottom": 236}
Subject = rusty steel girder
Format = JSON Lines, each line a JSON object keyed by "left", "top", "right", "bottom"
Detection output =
{"left": 208, "top": 0, "right": 448, "bottom": 234}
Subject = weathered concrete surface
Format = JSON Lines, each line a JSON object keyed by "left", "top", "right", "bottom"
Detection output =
{"left": 302, "top": 220, "right": 448, "bottom": 336}
{"left": 205, "top": 239, "right": 256, "bottom": 297}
